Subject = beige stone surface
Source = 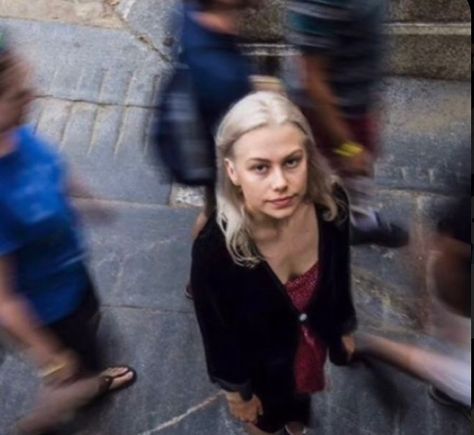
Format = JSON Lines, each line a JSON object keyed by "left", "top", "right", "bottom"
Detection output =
{"left": 0, "top": 0, "right": 123, "bottom": 28}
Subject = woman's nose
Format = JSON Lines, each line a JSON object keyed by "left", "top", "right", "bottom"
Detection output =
{"left": 271, "top": 168, "right": 288, "bottom": 191}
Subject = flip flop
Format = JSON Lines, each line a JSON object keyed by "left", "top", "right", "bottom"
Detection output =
{"left": 97, "top": 366, "right": 137, "bottom": 397}
{"left": 428, "top": 386, "right": 471, "bottom": 421}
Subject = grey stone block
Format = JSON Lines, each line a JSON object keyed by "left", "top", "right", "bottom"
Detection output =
{"left": 244, "top": 24, "right": 471, "bottom": 80}
{"left": 389, "top": 0, "right": 471, "bottom": 23}
{"left": 387, "top": 25, "right": 471, "bottom": 80}
{"left": 1, "top": 18, "right": 168, "bottom": 106}
{"left": 116, "top": 0, "right": 182, "bottom": 58}
{"left": 238, "top": 1, "right": 471, "bottom": 40}
{"left": 73, "top": 159, "right": 171, "bottom": 204}
{"left": 84, "top": 205, "right": 198, "bottom": 312}
{"left": 86, "top": 104, "right": 125, "bottom": 160}
{"left": 35, "top": 98, "right": 73, "bottom": 146}
{"left": 61, "top": 102, "right": 98, "bottom": 157}
{"left": 378, "top": 77, "right": 470, "bottom": 193}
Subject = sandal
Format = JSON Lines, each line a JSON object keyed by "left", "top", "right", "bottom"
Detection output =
{"left": 97, "top": 366, "right": 137, "bottom": 397}
{"left": 428, "top": 386, "right": 471, "bottom": 421}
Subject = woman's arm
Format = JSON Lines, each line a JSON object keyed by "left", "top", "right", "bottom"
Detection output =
{"left": 191, "top": 241, "right": 253, "bottom": 400}
{"left": 67, "top": 175, "right": 115, "bottom": 224}
{"left": 0, "top": 256, "right": 79, "bottom": 382}
{"left": 330, "top": 185, "right": 357, "bottom": 364}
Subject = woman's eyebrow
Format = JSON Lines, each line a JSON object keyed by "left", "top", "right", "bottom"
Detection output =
{"left": 246, "top": 149, "right": 304, "bottom": 164}
{"left": 247, "top": 157, "right": 270, "bottom": 163}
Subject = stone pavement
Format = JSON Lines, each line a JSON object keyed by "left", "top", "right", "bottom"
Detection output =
{"left": 0, "top": 2, "right": 471, "bottom": 434}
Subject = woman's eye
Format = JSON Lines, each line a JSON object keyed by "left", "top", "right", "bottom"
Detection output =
{"left": 285, "top": 158, "right": 301, "bottom": 168}
{"left": 252, "top": 165, "right": 268, "bottom": 174}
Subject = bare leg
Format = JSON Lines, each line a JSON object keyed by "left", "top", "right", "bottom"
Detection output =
{"left": 17, "top": 367, "right": 135, "bottom": 434}
{"left": 355, "top": 332, "right": 471, "bottom": 406}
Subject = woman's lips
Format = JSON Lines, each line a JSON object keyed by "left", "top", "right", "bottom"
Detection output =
{"left": 268, "top": 195, "right": 296, "bottom": 208}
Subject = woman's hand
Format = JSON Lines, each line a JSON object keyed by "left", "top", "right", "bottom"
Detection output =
{"left": 225, "top": 392, "right": 263, "bottom": 424}
{"left": 342, "top": 334, "right": 356, "bottom": 363}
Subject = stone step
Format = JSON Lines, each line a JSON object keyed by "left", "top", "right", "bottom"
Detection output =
{"left": 244, "top": 23, "right": 471, "bottom": 80}
{"left": 389, "top": 0, "right": 471, "bottom": 22}
{"left": 239, "top": 0, "right": 471, "bottom": 41}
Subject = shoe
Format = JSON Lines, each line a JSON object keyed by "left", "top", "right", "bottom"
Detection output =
{"left": 428, "top": 386, "right": 471, "bottom": 421}
{"left": 351, "top": 213, "right": 409, "bottom": 247}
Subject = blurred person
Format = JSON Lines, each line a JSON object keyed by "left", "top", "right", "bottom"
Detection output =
{"left": 285, "top": 0, "right": 409, "bottom": 247}
{"left": 191, "top": 92, "right": 357, "bottom": 435}
{"left": 0, "top": 39, "right": 136, "bottom": 434}
{"left": 355, "top": 193, "right": 471, "bottom": 419}
{"left": 157, "top": 0, "right": 258, "bottom": 298}
{"left": 180, "top": 0, "right": 257, "bottom": 234}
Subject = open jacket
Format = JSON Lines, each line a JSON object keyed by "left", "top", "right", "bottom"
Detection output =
{"left": 191, "top": 187, "right": 357, "bottom": 401}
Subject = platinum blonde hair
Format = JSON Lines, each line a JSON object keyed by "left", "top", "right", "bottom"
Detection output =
{"left": 215, "top": 91, "right": 340, "bottom": 267}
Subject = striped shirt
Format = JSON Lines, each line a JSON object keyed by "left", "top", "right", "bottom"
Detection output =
{"left": 286, "top": 0, "right": 386, "bottom": 117}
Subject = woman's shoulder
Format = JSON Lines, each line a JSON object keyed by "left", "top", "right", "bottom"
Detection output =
{"left": 192, "top": 213, "right": 230, "bottom": 263}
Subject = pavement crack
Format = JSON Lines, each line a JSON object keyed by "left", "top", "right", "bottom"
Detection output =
{"left": 36, "top": 94, "right": 156, "bottom": 110}
{"left": 137, "top": 392, "right": 223, "bottom": 434}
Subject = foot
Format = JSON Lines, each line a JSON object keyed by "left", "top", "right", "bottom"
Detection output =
{"left": 97, "top": 366, "right": 136, "bottom": 396}
{"left": 351, "top": 213, "right": 409, "bottom": 247}
{"left": 16, "top": 380, "right": 99, "bottom": 434}
{"left": 428, "top": 386, "right": 471, "bottom": 421}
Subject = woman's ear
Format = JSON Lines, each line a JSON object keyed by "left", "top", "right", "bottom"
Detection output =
{"left": 224, "top": 158, "right": 240, "bottom": 186}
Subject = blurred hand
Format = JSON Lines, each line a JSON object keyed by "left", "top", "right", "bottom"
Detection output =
{"left": 226, "top": 393, "right": 263, "bottom": 424}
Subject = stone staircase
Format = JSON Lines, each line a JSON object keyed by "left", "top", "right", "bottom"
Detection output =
{"left": 0, "top": 1, "right": 470, "bottom": 434}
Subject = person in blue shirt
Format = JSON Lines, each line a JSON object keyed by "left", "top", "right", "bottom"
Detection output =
{"left": 0, "top": 41, "right": 135, "bottom": 434}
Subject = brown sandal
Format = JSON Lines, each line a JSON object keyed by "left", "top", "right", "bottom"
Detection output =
{"left": 97, "top": 366, "right": 137, "bottom": 396}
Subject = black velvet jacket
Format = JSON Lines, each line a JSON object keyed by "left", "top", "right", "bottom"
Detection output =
{"left": 191, "top": 189, "right": 356, "bottom": 401}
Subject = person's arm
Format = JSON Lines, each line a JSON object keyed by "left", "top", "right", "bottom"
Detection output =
{"left": 67, "top": 175, "right": 115, "bottom": 223}
{"left": 0, "top": 256, "right": 79, "bottom": 382}
{"left": 300, "top": 54, "right": 372, "bottom": 175}
{"left": 300, "top": 55, "right": 352, "bottom": 147}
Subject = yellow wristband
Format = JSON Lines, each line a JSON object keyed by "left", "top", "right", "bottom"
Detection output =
{"left": 333, "top": 141, "right": 364, "bottom": 158}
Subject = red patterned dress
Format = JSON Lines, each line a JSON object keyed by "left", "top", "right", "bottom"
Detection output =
{"left": 285, "top": 262, "right": 327, "bottom": 394}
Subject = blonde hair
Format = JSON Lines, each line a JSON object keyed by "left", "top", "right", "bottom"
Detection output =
{"left": 215, "top": 91, "right": 340, "bottom": 267}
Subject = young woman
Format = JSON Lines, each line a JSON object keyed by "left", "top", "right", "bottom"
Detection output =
{"left": 191, "top": 92, "right": 357, "bottom": 434}
{"left": 0, "top": 42, "right": 135, "bottom": 434}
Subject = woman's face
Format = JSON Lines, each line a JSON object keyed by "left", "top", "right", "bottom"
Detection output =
{"left": 225, "top": 123, "right": 309, "bottom": 222}
{"left": 0, "top": 59, "right": 34, "bottom": 135}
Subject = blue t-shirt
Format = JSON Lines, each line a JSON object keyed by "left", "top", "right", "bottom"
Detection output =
{"left": 0, "top": 128, "right": 88, "bottom": 325}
